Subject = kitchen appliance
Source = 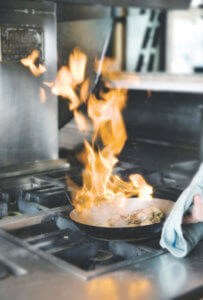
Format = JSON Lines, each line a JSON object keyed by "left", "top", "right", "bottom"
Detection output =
{"left": 0, "top": 1, "right": 202, "bottom": 300}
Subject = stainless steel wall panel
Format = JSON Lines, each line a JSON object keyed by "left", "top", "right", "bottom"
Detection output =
{"left": 0, "top": 1, "right": 58, "bottom": 168}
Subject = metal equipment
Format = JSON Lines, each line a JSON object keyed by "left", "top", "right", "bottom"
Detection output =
{"left": 0, "top": 1, "right": 202, "bottom": 300}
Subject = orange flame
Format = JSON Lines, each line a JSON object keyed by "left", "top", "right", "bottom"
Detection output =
{"left": 80, "top": 78, "right": 90, "bottom": 103}
{"left": 20, "top": 50, "right": 46, "bottom": 77}
{"left": 44, "top": 47, "right": 87, "bottom": 111}
{"left": 42, "top": 47, "right": 153, "bottom": 213}
{"left": 88, "top": 89, "right": 127, "bottom": 155}
{"left": 69, "top": 47, "right": 87, "bottom": 85}
{"left": 67, "top": 87, "right": 153, "bottom": 212}
{"left": 22, "top": 49, "right": 152, "bottom": 213}
{"left": 68, "top": 139, "right": 152, "bottom": 213}
{"left": 96, "top": 57, "right": 140, "bottom": 90}
{"left": 95, "top": 57, "right": 120, "bottom": 76}
{"left": 45, "top": 66, "right": 80, "bottom": 110}
{"left": 65, "top": 49, "right": 152, "bottom": 213}
{"left": 74, "top": 110, "right": 91, "bottom": 134}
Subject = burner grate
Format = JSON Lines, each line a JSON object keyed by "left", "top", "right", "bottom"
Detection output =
{"left": 8, "top": 215, "right": 165, "bottom": 280}
{"left": 0, "top": 163, "right": 183, "bottom": 280}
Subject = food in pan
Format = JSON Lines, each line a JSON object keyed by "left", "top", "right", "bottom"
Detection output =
{"left": 98, "top": 206, "right": 165, "bottom": 227}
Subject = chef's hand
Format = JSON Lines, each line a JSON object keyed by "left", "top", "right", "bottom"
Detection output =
{"left": 183, "top": 195, "right": 203, "bottom": 224}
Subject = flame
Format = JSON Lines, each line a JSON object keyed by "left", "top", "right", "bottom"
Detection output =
{"left": 96, "top": 57, "right": 140, "bottom": 90}
{"left": 69, "top": 47, "right": 87, "bottom": 85}
{"left": 69, "top": 87, "right": 152, "bottom": 213}
{"left": 80, "top": 78, "right": 90, "bottom": 103}
{"left": 43, "top": 48, "right": 87, "bottom": 111}
{"left": 40, "top": 47, "right": 153, "bottom": 213}
{"left": 88, "top": 90, "right": 127, "bottom": 155}
{"left": 68, "top": 136, "right": 152, "bottom": 213}
{"left": 45, "top": 66, "right": 80, "bottom": 110}
{"left": 95, "top": 57, "right": 120, "bottom": 76}
{"left": 73, "top": 110, "right": 90, "bottom": 134}
{"left": 64, "top": 49, "right": 153, "bottom": 213}
{"left": 20, "top": 50, "right": 46, "bottom": 77}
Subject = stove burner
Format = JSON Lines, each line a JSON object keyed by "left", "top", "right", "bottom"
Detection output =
{"left": 90, "top": 250, "right": 114, "bottom": 262}
{"left": 7, "top": 212, "right": 22, "bottom": 217}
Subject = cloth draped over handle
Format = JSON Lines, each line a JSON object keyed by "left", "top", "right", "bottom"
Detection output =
{"left": 160, "top": 163, "right": 203, "bottom": 257}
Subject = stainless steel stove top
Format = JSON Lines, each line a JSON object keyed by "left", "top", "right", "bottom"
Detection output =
{"left": 0, "top": 141, "right": 202, "bottom": 299}
{"left": 8, "top": 208, "right": 164, "bottom": 280}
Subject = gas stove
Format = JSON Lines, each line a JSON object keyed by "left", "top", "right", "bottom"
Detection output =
{"left": 0, "top": 140, "right": 199, "bottom": 281}
{"left": 7, "top": 215, "right": 164, "bottom": 280}
{"left": 0, "top": 168, "right": 164, "bottom": 281}
{"left": 0, "top": 142, "right": 202, "bottom": 300}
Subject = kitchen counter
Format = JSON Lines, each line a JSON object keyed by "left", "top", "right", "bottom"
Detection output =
{"left": 0, "top": 229, "right": 202, "bottom": 300}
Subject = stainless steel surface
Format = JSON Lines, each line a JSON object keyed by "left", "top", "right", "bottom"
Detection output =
{"left": 58, "top": 19, "right": 112, "bottom": 86}
{"left": 0, "top": 228, "right": 202, "bottom": 300}
{"left": 105, "top": 72, "right": 203, "bottom": 93}
{"left": 57, "top": 3, "right": 111, "bottom": 21}
{"left": 0, "top": 1, "right": 58, "bottom": 167}
{"left": 26, "top": 0, "right": 191, "bottom": 10}
{"left": 0, "top": 206, "right": 67, "bottom": 231}
{"left": 0, "top": 254, "right": 27, "bottom": 276}
{"left": 0, "top": 159, "right": 69, "bottom": 180}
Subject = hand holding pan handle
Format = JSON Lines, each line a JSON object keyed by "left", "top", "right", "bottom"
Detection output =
{"left": 183, "top": 194, "right": 203, "bottom": 224}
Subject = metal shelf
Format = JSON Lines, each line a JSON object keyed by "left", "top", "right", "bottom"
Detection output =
{"left": 105, "top": 72, "right": 203, "bottom": 93}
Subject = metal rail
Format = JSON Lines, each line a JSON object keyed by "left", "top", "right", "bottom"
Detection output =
{"left": 105, "top": 72, "right": 203, "bottom": 93}
{"left": 0, "top": 206, "right": 67, "bottom": 231}
{"left": 28, "top": 0, "right": 191, "bottom": 10}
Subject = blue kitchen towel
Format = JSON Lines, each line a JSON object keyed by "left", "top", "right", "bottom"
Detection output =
{"left": 160, "top": 163, "right": 203, "bottom": 257}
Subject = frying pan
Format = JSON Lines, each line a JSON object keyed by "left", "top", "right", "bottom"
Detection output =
{"left": 69, "top": 198, "right": 174, "bottom": 241}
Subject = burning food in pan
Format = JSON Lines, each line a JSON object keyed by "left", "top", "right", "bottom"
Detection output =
{"left": 98, "top": 206, "right": 165, "bottom": 227}
{"left": 69, "top": 198, "right": 174, "bottom": 241}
